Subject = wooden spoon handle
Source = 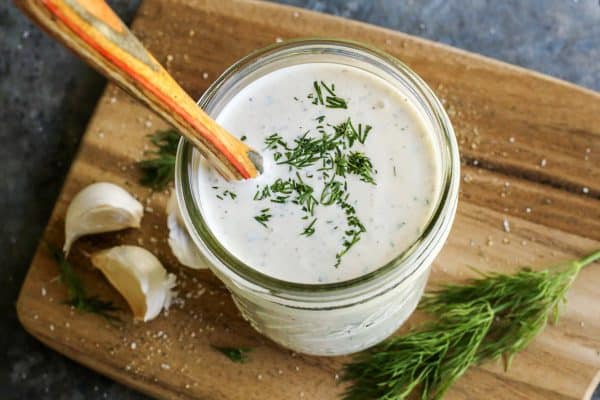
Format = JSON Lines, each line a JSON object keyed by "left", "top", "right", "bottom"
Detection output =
{"left": 14, "top": 0, "right": 262, "bottom": 180}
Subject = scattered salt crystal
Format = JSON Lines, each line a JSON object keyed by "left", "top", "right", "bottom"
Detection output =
{"left": 49, "top": 324, "right": 55, "bottom": 332}
{"left": 131, "top": 342, "right": 137, "bottom": 350}
{"left": 525, "top": 207, "right": 532, "bottom": 213}
{"left": 275, "top": 37, "right": 284, "bottom": 43}
{"left": 295, "top": 366, "right": 300, "bottom": 371}
{"left": 508, "top": 137, "right": 515, "bottom": 143}
{"left": 161, "top": 363, "right": 171, "bottom": 370}
{"left": 33, "top": 314, "right": 38, "bottom": 320}
{"left": 292, "top": 11, "right": 299, "bottom": 18}
{"left": 539, "top": 159, "right": 547, "bottom": 167}
{"left": 502, "top": 218, "right": 510, "bottom": 233}
{"left": 257, "top": 374, "right": 263, "bottom": 380}
{"left": 166, "top": 54, "right": 174, "bottom": 62}
{"left": 580, "top": 321, "right": 585, "bottom": 328}
{"left": 202, "top": 72, "right": 209, "bottom": 80}
{"left": 189, "top": 29, "right": 195, "bottom": 37}
{"left": 41, "top": 287, "right": 47, "bottom": 296}
{"left": 582, "top": 187, "right": 589, "bottom": 194}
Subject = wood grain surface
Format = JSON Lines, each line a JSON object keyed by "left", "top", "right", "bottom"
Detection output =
{"left": 16, "top": 0, "right": 600, "bottom": 399}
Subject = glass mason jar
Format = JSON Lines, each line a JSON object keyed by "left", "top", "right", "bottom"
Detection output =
{"left": 175, "top": 39, "right": 460, "bottom": 356}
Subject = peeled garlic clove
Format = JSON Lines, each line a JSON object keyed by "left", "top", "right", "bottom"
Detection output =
{"left": 166, "top": 192, "right": 207, "bottom": 270}
{"left": 91, "top": 245, "right": 176, "bottom": 322}
{"left": 64, "top": 182, "right": 143, "bottom": 254}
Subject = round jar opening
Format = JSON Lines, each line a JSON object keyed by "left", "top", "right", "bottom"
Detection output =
{"left": 176, "top": 39, "right": 459, "bottom": 298}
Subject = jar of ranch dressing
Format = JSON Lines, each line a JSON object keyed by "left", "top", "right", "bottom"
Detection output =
{"left": 175, "top": 39, "right": 459, "bottom": 356}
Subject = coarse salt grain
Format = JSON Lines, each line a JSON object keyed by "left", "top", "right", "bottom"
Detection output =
{"left": 502, "top": 218, "right": 510, "bottom": 233}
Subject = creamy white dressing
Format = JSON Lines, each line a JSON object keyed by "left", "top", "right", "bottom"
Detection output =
{"left": 196, "top": 63, "right": 440, "bottom": 284}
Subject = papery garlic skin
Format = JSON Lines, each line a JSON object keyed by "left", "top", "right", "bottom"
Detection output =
{"left": 167, "top": 192, "right": 207, "bottom": 270}
{"left": 64, "top": 182, "right": 143, "bottom": 254}
{"left": 91, "top": 245, "right": 176, "bottom": 322}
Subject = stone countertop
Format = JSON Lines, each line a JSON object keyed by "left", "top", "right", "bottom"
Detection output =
{"left": 1, "top": 0, "right": 598, "bottom": 399}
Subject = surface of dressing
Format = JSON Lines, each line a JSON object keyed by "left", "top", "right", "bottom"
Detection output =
{"left": 197, "top": 63, "right": 440, "bottom": 284}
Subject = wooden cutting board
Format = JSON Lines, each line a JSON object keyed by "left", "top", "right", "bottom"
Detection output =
{"left": 16, "top": 0, "right": 600, "bottom": 399}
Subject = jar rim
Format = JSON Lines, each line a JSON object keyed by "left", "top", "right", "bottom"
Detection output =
{"left": 175, "top": 38, "right": 460, "bottom": 297}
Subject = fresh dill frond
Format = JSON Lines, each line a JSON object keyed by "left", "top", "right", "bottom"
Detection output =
{"left": 48, "top": 244, "right": 120, "bottom": 321}
{"left": 301, "top": 218, "right": 317, "bottom": 236}
{"left": 138, "top": 129, "right": 180, "bottom": 189}
{"left": 343, "top": 301, "right": 493, "bottom": 400}
{"left": 211, "top": 345, "right": 253, "bottom": 363}
{"left": 420, "top": 250, "right": 600, "bottom": 368}
{"left": 343, "top": 250, "right": 600, "bottom": 400}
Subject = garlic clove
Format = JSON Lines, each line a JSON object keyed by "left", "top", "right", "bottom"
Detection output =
{"left": 90, "top": 245, "right": 176, "bottom": 322}
{"left": 166, "top": 192, "right": 208, "bottom": 270}
{"left": 64, "top": 182, "right": 143, "bottom": 254}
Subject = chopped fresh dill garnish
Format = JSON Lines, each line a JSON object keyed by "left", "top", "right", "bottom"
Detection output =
{"left": 250, "top": 82, "right": 375, "bottom": 266}
{"left": 137, "top": 129, "right": 180, "bottom": 189}
{"left": 312, "top": 81, "right": 324, "bottom": 105}
{"left": 309, "top": 81, "right": 348, "bottom": 109}
{"left": 48, "top": 244, "right": 120, "bottom": 321}
{"left": 223, "top": 190, "right": 237, "bottom": 200}
{"left": 211, "top": 345, "right": 253, "bottom": 363}
{"left": 347, "top": 152, "right": 376, "bottom": 184}
{"left": 301, "top": 218, "right": 317, "bottom": 236}
{"left": 265, "top": 133, "right": 287, "bottom": 150}
{"left": 254, "top": 208, "right": 272, "bottom": 228}
{"left": 240, "top": 135, "right": 247, "bottom": 141}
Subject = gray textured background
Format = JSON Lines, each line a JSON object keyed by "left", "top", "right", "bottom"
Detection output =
{"left": 1, "top": 0, "right": 599, "bottom": 399}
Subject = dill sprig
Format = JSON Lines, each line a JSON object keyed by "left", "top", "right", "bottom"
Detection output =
{"left": 137, "top": 129, "right": 180, "bottom": 189}
{"left": 48, "top": 244, "right": 120, "bottom": 320}
{"left": 342, "top": 250, "right": 600, "bottom": 400}
{"left": 211, "top": 345, "right": 253, "bottom": 363}
{"left": 343, "top": 302, "right": 493, "bottom": 400}
{"left": 421, "top": 250, "right": 600, "bottom": 367}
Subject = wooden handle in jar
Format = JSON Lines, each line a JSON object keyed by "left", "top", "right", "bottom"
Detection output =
{"left": 14, "top": 0, "right": 263, "bottom": 180}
